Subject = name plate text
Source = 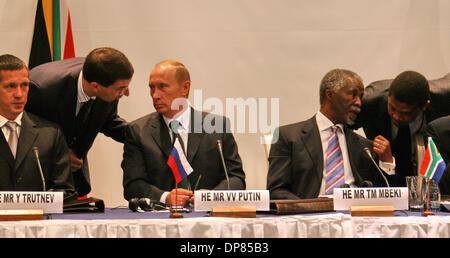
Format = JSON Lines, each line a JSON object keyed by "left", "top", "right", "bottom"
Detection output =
{"left": 0, "top": 191, "right": 63, "bottom": 214}
{"left": 194, "top": 190, "right": 270, "bottom": 211}
{"left": 333, "top": 187, "right": 408, "bottom": 210}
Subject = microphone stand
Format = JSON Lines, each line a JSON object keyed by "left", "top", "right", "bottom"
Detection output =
{"left": 422, "top": 178, "right": 434, "bottom": 216}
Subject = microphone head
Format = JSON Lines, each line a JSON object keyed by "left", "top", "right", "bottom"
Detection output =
{"left": 363, "top": 147, "right": 372, "bottom": 157}
{"left": 128, "top": 198, "right": 139, "bottom": 212}
{"left": 138, "top": 198, "right": 154, "bottom": 211}
{"left": 32, "top": 146, "right": 39, "bottom": 153}
{"left": 216, "top": 139, "right": 222, "bottom": 148}
{"left": 361, "top": 180, "right": 374, "bottom": 187}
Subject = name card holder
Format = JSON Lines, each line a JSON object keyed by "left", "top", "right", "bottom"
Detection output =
{"left": 333, "top": 188, "right": 408, "bottom": 215}
{"left": 0, "top": 209, "right": 44, "bottom": 221}
{"left": 195, "top": 190, "right": 270, "bottom": 217}
{"left": 0, "top": 191, "right": 64, "bottom": 220}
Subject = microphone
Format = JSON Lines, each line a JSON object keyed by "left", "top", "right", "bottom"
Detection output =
{"left": 216, "top": 140, "right": 230, "bottom": 190}
{"left": 128, "top": 197, "right": 168, "bottom": 212}
{"left": 361, "top": 180, "right": 374, "bottom": 187}
{"left": 32, "top": 147, "right": 46, "bottom": 191}
{"left": 363, "top": 147, "right": 390, "bottom": 187}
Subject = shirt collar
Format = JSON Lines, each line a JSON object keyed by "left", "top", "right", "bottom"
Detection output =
{"left": 163, "top": 105, "right": 191, "bottom": 132}
{"left": 77, "top": 70, "right": 96, "bottom": 103}
{"left": 316, "top": 111, "right": 344, "bottom": 133}
{"left": 0, "top": 112, "right": 23, "bottom": 128}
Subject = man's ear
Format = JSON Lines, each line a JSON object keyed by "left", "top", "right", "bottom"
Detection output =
{"left": 182, "top": 80, "right": 191, "bottom": 98}
{"left": 325, "top": 89, "right": 335, "bottom": 101}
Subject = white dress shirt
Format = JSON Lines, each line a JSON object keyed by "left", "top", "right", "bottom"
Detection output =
{"left": 75, "top": 71, "right": 96, "bottom": 116}
{"left": 0, "top": 113, "right": 23, "bottom": 142}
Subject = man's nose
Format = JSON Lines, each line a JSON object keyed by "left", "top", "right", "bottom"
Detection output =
{"left": 14, "top": 87, "right": 24, "bottom": 97}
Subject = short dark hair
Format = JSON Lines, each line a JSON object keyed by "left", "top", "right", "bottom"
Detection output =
{"left": 82, "top": 47, "right": 134, "bottom": 87}
{"left": 0, "top": 54, "right": 28, "bottom": 81}
{"left": 389, "top": 71, "right": 430, "bottom": 107}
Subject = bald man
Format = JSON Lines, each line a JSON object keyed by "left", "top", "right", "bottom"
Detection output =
{"left": 122, "top": 60, "right": 246, "bottom": 207}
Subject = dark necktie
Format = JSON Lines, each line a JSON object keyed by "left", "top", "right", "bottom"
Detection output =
{"left": 76, "top": 99, "right": 94, "bottom": 127}
{"left": 169, "top": 120, "right": 191, "bottom": 190}
{"left": 75, "top": 100, "right": 94, "bottom": 137}
{"left": 392, "top": 125, "right": 414, "bottom": 186}
{"left": 69, "top": 99, "right": 94, "bottom": 151}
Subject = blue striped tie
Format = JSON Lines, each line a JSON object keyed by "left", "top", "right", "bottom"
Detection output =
{"left": 325, "top": 126, "right": 344, "bottom": 194}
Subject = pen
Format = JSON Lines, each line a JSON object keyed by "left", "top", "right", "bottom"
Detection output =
{"left": 193, "top": 174, "right": 202, "bottom": 191}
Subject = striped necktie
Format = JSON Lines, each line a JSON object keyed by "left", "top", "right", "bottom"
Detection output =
{"left": 325, "top": 126, "right": 344, "bottom": 194}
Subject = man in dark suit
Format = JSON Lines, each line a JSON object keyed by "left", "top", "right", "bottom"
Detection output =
{"left": 25, "top": 47, "right": 134, "bottom": 197}
{"left": 267, "top": 69, "right": 395, "bottom": 200}
{"left": 353, "top": 71, "right": 450, "bottom": 187}
{"left": 122, "top": 60, "right": 245, "bottom": 207}
{"left": 0, "top": 54, "right": 76, "bottom": 199}
{"left": 426, "top": 115, "right": 450, "bottom": 194}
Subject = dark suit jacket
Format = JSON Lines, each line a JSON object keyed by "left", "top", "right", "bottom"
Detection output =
{"left": 426, "top": 115, "right": 450, "bottom": 195}
{"left": 0, "top": 112, "right": 76, "bottom": 199}
{"left": 26, "top": 57, "right": 127, "bottom": 196}
{"left": 267, "top": 116, "right": 387, "bottom": 200}
{"left": 354, "top": 73, "right": 450, "bottom": 141}
{"left": 122, "top": 108, "right": 246, "bottom": 201}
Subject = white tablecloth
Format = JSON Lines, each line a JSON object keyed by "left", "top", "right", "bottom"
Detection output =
{"left": 0, "top": 212, "right": 449, "bottom": 238}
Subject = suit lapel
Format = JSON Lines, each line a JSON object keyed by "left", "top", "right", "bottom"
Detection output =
{"left": 58, "top": 80, "right": 78, "bottom": 140}
{"left": 187, "top": 108, "right": 203, "bottom": 163}
{"left": 379, "top": 95, "right": 393, "bottom": 141}
{"left": 0, "top": 130, "right": 15, "bottom": 169}
{"left": 300, "top": 116, "right": 324, "bottom": 180}
{"left": 149, "top": 114, "right": 172, "bottom": 158}
{"left": 343, "top": 127, "right": 363, "bottom": 184}
{"left": 15, "top": 112, "right": 38, "bottom": 170}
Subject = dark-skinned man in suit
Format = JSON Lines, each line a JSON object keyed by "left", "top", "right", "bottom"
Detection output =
{"left": 267, "top": 69, "right": 395, "bottom": 200}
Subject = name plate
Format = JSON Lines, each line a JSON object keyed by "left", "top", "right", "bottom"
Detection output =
{"left": 0, "top": 191, "right": 63, "bottom": 214}
{"left": 194, "top": 190, "right": 270, "bottom": 211}
{"left": 333, "top": 187, "right": 408, "bottom": 210}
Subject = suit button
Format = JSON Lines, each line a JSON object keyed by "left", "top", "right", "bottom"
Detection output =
{"left": 16, "top": 177, "right": 23, "bottom": 183}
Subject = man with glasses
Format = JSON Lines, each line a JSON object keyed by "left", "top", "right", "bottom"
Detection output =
{"left": 26, "top": 47, "right": 134, "bottom": 197}
{"left": 353, "top": 71, "right": 450, "bottom": 187}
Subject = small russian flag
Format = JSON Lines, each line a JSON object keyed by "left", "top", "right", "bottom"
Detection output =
{"left": 167, "top": 137, "right": 193, "bottom": 184}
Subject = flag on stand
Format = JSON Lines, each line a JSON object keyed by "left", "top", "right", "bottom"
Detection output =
{"left": 167, "top": 138, "right": 193, "bottom": 184}
{"left": 419, "top": 137, "right": 446, "bottom": 182}
{"left": 29, "top": 0, "right": 75, "bottom": 69}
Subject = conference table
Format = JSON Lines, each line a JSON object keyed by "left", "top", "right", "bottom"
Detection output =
{"left": 0, "top": 207, "right": 449, "bottom": 238}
